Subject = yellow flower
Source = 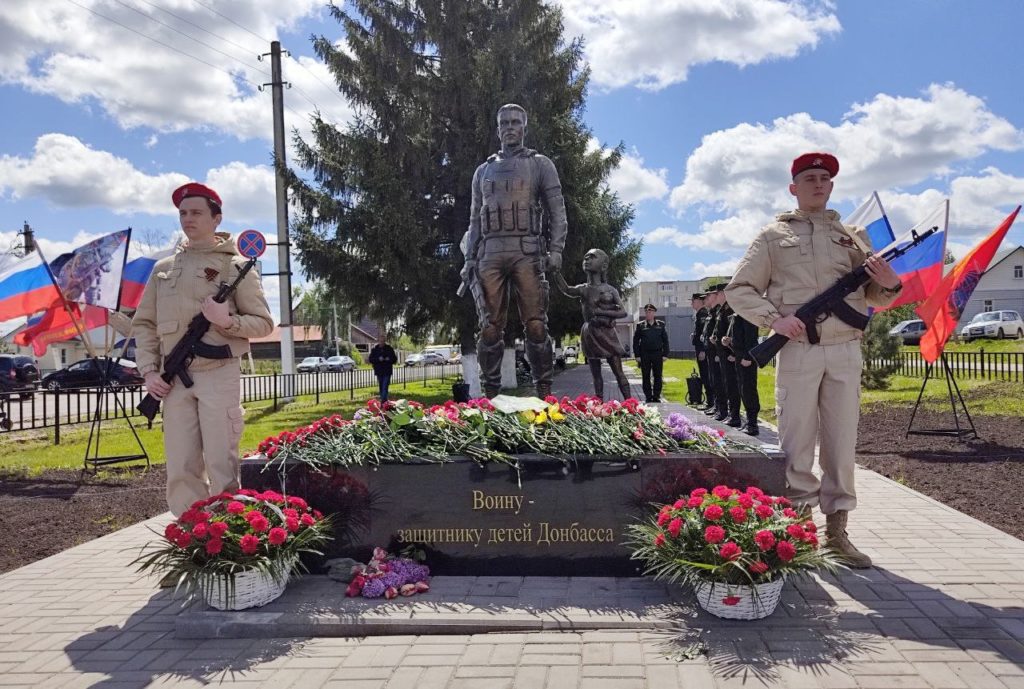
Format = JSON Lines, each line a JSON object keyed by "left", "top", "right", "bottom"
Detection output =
{"left": 548, "top": 404, "right": 565, "bottom": 422}
{"left": 520, "top": 410, "right": 536, "bottom": 423}
{"left": 534, "top": 410, "right": 548, "bottom": 425}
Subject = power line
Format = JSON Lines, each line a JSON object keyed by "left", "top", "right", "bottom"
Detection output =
{"left": 63, "top": 0, "right": 262, "bottom": 91}
{"left": 108, "top": 0, "right": 271, "bottom": 79}
{"left": 190, "top": 0, "right": 272, "bottom": 45}
{"left": 131, "top": 0, "right": 265, "bottom": 57}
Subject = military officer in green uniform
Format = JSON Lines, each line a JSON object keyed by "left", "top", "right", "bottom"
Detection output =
{"left": 632, "top": 303, "right": 669, "bottom": 403}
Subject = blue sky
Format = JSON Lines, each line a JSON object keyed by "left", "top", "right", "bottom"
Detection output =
{"left": 2, "top": 0, "right": 1023, "bottom": 333}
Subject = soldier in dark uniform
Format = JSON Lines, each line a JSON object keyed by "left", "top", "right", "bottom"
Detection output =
{"left": 727, "top": 307, "right": 761, "bottom": 435}
{"left": 701, "top": 286, "right": 726, "bottom": 416}
{"left": 632, "top": 303, "right": 669, "bottom": 403}
{"left": 715, "top": 289, "right": 742, "bottom": 426}
{"left": 690, "top": 292, "right": 713, "bottom": 409}
{"left": 459, "top": 104, "right": 568, "bottom": 398}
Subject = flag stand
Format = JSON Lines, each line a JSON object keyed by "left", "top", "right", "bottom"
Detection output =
{"left": 905, "top": 353, "right": 977, "bottom": 441}
{"left": 81, "top": 354, "right": 150, "bottom": 472}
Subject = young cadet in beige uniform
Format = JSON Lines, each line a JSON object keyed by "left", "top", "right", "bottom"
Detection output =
{"left": 725, "top": 153, "right": 902, "bottom": 568}
{"left": 133, "top": 183, "right": 274, "bottom": 517}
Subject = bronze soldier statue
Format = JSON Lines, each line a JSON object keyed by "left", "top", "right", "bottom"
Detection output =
{"left": 459, "top": 104, "right": 568, "bottom": 398}
{"left": 554, "top": 249, "right": 631, "bottom": 400}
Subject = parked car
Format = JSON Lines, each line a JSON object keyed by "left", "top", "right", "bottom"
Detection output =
{"left": 39, "top": 357, "right": 144, "bottom": 391}
{"left": 0, "top": 354, "right": 39, "bottom": 399}
{"left": 404, "top": 351, "right": 448, "bottom": 367}
{"left": 889, "top": 319, "right": 927, "bottom": 345}
{"left": 959, "top": 310, "right": 1024, "bottom": 341}
{"left": 297, "top": 356, "right": 329, "bottom": 373}
{"left": 325, "top": 355, "right": 356, "bottom": 372}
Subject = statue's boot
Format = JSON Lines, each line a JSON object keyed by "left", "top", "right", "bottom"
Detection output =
{"left": 478, "top": 339, "right": 505, "bottom": 398}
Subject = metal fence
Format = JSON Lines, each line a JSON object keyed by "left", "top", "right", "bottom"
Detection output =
{"left": 0, "top": 363, "right": 463, "bottom": 443}
{"left": 864, "top": 349, "right": 1023, "bottom": 382}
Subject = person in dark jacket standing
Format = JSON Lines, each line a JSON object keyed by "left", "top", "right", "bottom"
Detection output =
{"left": 726, "top": 308, "right": 761, "bottom": 435}
{"left": 691, "top": 293, "right": 714, "bottom": 409}
{"left": 701, "top": 286, "right": 726, "bottom": 417}
{"left": 715, "top": 290, "right": 742, "bottom": 426}
{"left": 632, "top": 303, "right": 669, "bottom": 403}
{"left": 368, "top": 336, "right": 397, "bottom": 402}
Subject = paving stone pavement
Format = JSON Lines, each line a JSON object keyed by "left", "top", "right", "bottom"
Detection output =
{"left": 1, "top": 364, "right": 1022, "bottom": 688}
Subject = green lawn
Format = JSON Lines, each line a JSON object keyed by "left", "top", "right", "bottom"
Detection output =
{"left": 653, "top": 358, "right": 1022, "bottom": 425}
{"left": 903, "top": 338, "right": 1024, "bottom": 354}
{"left": 0, "top": 379, "right": 455, "bottom": 473}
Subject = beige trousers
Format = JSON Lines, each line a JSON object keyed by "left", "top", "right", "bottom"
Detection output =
{"left": 163, "top": 361, "right": 244, "bottom": 517}
{"left": 775, "top": 340, "right": 862, "bottom": 515}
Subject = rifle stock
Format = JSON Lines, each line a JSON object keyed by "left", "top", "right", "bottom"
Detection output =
{"left": 136, "top": 257, "right": 256, "bottom": 421}
{"left": 747, "top": 226, "right": 937, "bottom": 368}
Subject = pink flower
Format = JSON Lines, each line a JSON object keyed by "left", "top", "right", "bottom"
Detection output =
{"left": 704, "top": 525, "right": 726, "bottom": 544}
{"left": 246, "top": 512, "right": 270, "bottom": 533}
{"left": 208, "top": 521, "right": 229, "bottom": 538}
{"left": 687, "top": 496, "right": 703, "bottom": 508}
{"left": 672, "top": 499, "right": 686, "bottom": 510}
{"left": 729, "top": 506, "right": 748, "bottom": 523}
{"left": 754, "top": 505, "right": 775, "bottom": 519}
{"left": 690, "top": 488, "right": 708, "bottom": 499}
{"left": 736, "top": 494, "right": 755, "bottom": 509}
{"left": 657, "top": 507, "right": 671, "bottom": 526}
{"left": 667, "top": 518, "right": 682, "bottom": 538}
{"left": 721, "top": 596, "right": 741, "bottom": 606}
{"left": 782, "top": 508, "right": 798, "bottom": 519}
{"left": 803, "top": 521, "right": 817, "bottom": 533}
{"left": 226, "top": 501, "right": 246, "bottom": 515}
{"left": 719, "top": 542, "right": 742, "bottom": 560}
{"left": 754, "top": 530, "right": 776, "bottom": 551}
{"left": 712, "top": 485, "right": 733, "bottom": 499}
{"left": 300, "top": 513, "right": 315, "bottom": 527}
{"left": 286, "top": 516, "right": 300, "bottom": 533}
{"left": 776, "top": 540, "right": 797, "bottom": 562}
{"left": 654, "top": 533, "right": 666, "bottom": 548}
{"left": 205, "top": 538, "right": 223, "bottom": 556}
{"left": 703, "top": 505, "right": 724, "bottom": 521}
{"left": 267, "top": 527, "right": 288, "bottom": 546}
{"left": 191, "top": 522, "right": 208, "bottom": 539}
{"left": 174, "top": 532, "right": 192, "bottom": 549}
{"left": 804, "top": 534, "right": 819, "bottom": 547}
{"left": 239, "top": 534, "right": 260, "bottom": 555}
{"left": 786, "top": 524, "right": 805, "bottom": 540}
{"left": 749, "top": 561, "right": 769, "bottom": 574}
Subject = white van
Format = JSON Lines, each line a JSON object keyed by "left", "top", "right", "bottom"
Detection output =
{"left": 423, "top": 345, "right": 458, "bottom": 361}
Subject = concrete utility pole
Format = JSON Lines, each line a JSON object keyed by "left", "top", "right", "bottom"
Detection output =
{"left": 20, "top": 222, "right": 35, "bottom": 255}
{"left": 261, "top": 40, "right": 296, "bottom": 393}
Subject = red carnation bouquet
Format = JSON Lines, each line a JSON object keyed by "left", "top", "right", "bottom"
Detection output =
{"left": 134, "top": 489, "right": 332, "bottom": 604}
{"left": 627, "top": 484, "right": 842, "bottom": 587}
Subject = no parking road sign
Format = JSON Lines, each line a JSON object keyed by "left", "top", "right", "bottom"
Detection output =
{"left": 237, "top": 229, "right": 267, "bottom": 258}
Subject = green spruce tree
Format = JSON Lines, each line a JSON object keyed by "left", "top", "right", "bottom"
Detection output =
{"left": 286, "top": 0, "right": 639, "bottom": 348}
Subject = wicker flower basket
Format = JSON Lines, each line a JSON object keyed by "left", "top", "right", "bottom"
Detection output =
{"left": 200, "top": 557, "right": 296, "bottom": 611}
{"left": 692, "top": 576, "right": 785, "bottom": 620}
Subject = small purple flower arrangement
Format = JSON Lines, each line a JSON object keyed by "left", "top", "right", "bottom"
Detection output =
{"left": 344, "top": 547, "right": 431, "bottom": 599}
{"left": 665, "top": 412, "right": 726, "bottom": 445}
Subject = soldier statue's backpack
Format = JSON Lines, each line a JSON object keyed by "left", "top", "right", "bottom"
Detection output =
{"left": 685, "top": 368, "right": 704, "bottom": 406}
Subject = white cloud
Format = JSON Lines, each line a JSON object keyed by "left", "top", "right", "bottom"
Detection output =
{"left": 560, "top": 0, "right": 841, "bottom": 91}
{"left": 0, "top": 0, "right": 353, "bottom": 142}
{"left": 635, "top": 264, "right": 685, "bottom": 282}
{"left": 606, "top": 150, "right": 669, "bottom": 204}
{"left": 0, "top": 133, "right": 276, "bottom": 223}
{"left": 665, "top": 84, "right": 1024, "bottom": 251}
{"left": 691, "top": 258, "right": 739, "bottom": 277}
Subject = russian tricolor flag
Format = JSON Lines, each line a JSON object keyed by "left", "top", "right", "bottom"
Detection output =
{"left": 0, "top": 252, "right": 61, "bottom": 321}
{"left": 120, "top": 247, "right": 176, "bottom": 310}
{"left": 878, "top": 200, "right": 948, "bottom": 311}
{"left": 845, "top": 192, "right": 895, "bottom": 251}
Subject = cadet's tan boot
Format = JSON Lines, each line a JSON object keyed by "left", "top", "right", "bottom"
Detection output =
{"left": 825, "top": 511, "right": 872, "bottom": 569}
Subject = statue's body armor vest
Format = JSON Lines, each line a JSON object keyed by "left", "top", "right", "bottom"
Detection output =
{"left": 479, "top": 154, "right": 542, "bottom": 236}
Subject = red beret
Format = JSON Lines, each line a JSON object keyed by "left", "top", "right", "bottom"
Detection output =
{"left": 791, "top": 152, "right": 839, "bottom": 179}
{"left": 172, "top": 182, "right": 222, "bottom": 209}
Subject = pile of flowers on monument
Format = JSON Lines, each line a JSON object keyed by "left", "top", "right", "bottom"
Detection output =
{"left": 626, "top": 485, "right": 842, "bottom": 588}
{"left": 254, "top": 394, "right": 731, "bottom": 471}
{"left": 133, "top": 490, "right": 332, "bottom": 602}
{"left": 664, "top": 412, "right": 726, "bottom": 447}
{"left": 336, "top": 547, "right": 431, "bottom": 599}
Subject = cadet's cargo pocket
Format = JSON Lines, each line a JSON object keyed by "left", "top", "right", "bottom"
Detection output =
{"left": 227, "top": 406, "right": 244, "bottom": 444}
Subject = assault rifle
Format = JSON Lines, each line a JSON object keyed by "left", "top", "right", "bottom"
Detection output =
{"left": 748, "top": 227, "right": 937, "bottom": 368}
{"left": 137, "top": 257, "right": 257, "bottom": 421}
